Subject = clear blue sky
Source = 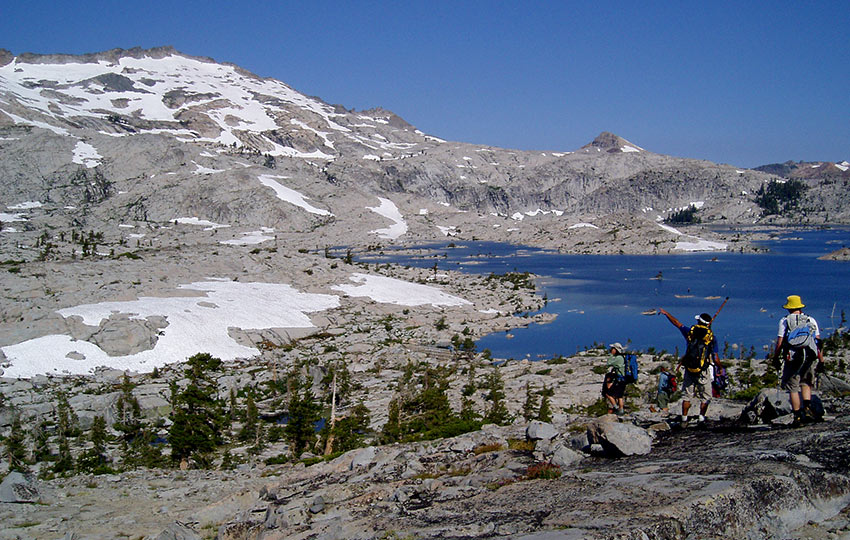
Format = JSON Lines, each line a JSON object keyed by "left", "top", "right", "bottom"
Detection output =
{"left": 2, "top": 1, "right": 847, "bottom": 168}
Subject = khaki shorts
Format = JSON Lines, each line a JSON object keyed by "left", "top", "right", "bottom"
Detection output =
{"left": 682, "top": 369, "right": 711, "bottom": 402}
{"left": 781, "top": 348, "right": 818, "bottom": 393}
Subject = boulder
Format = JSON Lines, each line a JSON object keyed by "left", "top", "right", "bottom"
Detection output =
{"left": 586, "top": 418, "right": 652, "bottom": 456}
{"left": 549, "top": 444, "right": 585, "bottom": 468}
{"left": 742, "top": 388, "right": 825, "bottom": 424}
{"left": 147, "top": 521, "right": 201, "bottom": 540}
{"left": 0, "top": 471, "right": 40, "bottom": 503}
{"left": 526, "top": 421, "right": 559, "bottom": 441}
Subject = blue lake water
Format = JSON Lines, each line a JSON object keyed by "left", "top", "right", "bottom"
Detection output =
{"left": 353, "top": 227, "right": 850, "bottom": 360}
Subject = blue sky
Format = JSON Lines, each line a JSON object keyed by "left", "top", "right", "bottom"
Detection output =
{"left": 1, "top": 1, "right": 847, "bottom": 168}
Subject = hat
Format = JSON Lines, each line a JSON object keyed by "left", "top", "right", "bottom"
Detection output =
{"left": 783, "top": 295, "right": 805, "bottom": 310}
{"left": 609, "top": 342, "right": 624, "bottom": 352}
{"left": 695, "top": 313, "right": 712, "bottom": 325}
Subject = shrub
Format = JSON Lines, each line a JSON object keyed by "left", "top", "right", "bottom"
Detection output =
{"left": 525, "top": 462, "right": 562, "bottom": 480}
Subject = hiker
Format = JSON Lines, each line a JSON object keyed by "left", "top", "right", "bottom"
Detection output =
{"left": 651, "top": 365, "right": 676, "bottom": 412}
{"left": 772, "top": 295, "right": 824, "bottom": 426}
{"left": 601, "top": 342, "right": 627, "bottom": 416}
{"left": 658, "top": 309, "right": 722, "bottom": 425}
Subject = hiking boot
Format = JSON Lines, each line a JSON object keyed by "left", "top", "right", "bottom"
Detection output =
{"left": 697, "top": 415, "right": 706, "bottom": 424}
{"left": 616, "top": 408, "right": 625, "bottom": 417}
{"left": 791, "top": 410, "right": 803, "bottom": 428}
{"left": 679, "top": 415, "right": 689, "bottom": 427}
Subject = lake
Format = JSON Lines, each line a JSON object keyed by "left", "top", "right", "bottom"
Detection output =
{"left": 353, "top": 227, "right": 850, "bottom": 361}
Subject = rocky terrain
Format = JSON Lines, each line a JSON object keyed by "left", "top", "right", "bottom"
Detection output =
{"left": 2, "top": 46, "right": 850, "bottom": 539}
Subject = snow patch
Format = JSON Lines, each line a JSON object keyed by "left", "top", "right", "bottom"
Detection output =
{"left": 0, "top": 280, "right": 341, "bottom": 378}
{"left": 258, "top": 174, "right": 333, "bottom": 216}
{"left": 367, "top": 197, "right": 408, "bottom": 240}
{"left": 7, "top": 201, "right": 42, "bottom": 210}
{"left": 220, "top": 228, "right": 275, "bottom": 245}
{"left": 72, "top": 141, "right": 102, "bottom": 168}
{"left": 332, "top": 273, "right": 471, "bottom": 307}
{"left": 569, "top": 223, "right": 598, "bottom": 230}
{"left": 172, "top": 217, "right": 230, "bottom": 230}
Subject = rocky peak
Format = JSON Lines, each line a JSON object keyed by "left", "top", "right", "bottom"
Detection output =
{"left": 582, "top": 131, "right": 644, "bottom": 154}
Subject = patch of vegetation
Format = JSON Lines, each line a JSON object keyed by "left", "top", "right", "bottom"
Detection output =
{"left": 754, "top": 179, "right": 807, "bottom": 215}
{"left": 665, "top": 205, "right": 701, "bottom": 224}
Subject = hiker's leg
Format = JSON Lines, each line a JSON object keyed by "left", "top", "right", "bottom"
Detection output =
{"left": 699, "top": 401, "right": 709, "bottom": 416}
{"left": 789, "top": 390, "right": 801, "bottom": 411}
{"left": 801, "top": 383, "right": 812, "bottom": 402}
{"left": 682, "top": 400, "right": 691, "bottom": 417}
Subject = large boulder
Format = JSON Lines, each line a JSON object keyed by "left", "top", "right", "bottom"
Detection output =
{"left": 742, "top": 388, "right": 824, "bottom": 424}
{"left": 586, "top": 418, "right": 652, "bottom": 456}
{"left": 0, "top": 471, "right": 40, "bottom": 503}
{"left": 526, "top": 421, "right": 559, "bottom": 441}
{"left": 147, "top": 521, "right": 201, "bottom": 540}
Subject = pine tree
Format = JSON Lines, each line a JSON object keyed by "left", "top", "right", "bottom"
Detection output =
{"left": 56, "top": 391, "right": 81, "bottom": 438}
{"left": 4, "top": 413, "right": 29, "bottom": 473}
{"left": 78, "top": 416, "right": 110, "bottom": 473}
{"left": 168, "top": 353, "right": 226, "bottom": 466}
{"left": 284, "top": 385, "right": 321, "bottom": 457}
{"left": 537, "top": 387, "right": 553, "bottom": 423}
{"left": 522, "top": 382, "right": 538, "bottom": 421}
{"left": 325, "top": 402, "right": 370, "bottom": 454}
{"left": 483, "top": 367, "right": 512, "bottom": 426}
{"left": 30, "top": 420, "right": 51, "bottom": 464}
{"left": 115, "top": 374, "right": 142, "bottom": 439}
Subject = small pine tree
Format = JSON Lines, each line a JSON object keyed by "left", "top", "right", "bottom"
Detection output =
{"left": 522, "top": 383, "right": 538, "bottom": 421}
{"left": 168, "top": 353, "right": 226, "bottom": 465}
{"left": 537, "top": 389, "right": 553, "bottom": 423}
{"left": 5, "top": 413, "right": 29, "bottom": 473}
{"left": 284, "top": 386, "right": 321, "bottom": 457}
{"left": 483, "top": 367, "right": 512, "bottom": 426}
{"left": 30, "top": 420, "right": 51, "bottom": 464}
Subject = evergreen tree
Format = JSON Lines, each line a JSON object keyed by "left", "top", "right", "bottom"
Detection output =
{"left": 78, "top": 416, "right": 110, "bottom": 473}
{"left": 537, "top": 387, "right": 553, "bottom": 423}
{"left": 522, "top": 382, "right": 539, "bottom": 421}
{"left": 381, "top": 398, "right": 402, "bottom": 444}
{"left": 284, "top": 384, "right": 321, "bottom": 457}
{"left": 325, "top": 402, "right": 370, "bottom": 454}
{"left": 483, "top": 367, "right": 512, "bottom": 426}
{"left": 56, "top": 391, "right": 81, "bottom": 438}
{"left": 238, "top": 392, "right": 259, "bottom": 442}
{"left": 4, "top": 413, "right": 29, "bottom": 473}
{"left": 53, "top": 430, "right": 74, "bottom": 475}
{"left": 168, "top": 353, "right": 226, "bottom": 465}
{"left": 30, "top": 420, "right": 51, "bottom": 464}
{"left": 115, "top": 374, "right": 142, "bottom": 439}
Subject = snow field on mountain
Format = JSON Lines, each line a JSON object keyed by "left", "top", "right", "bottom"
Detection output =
{"left": 656, "top": 221, "right": 727, "bottom": 252}
{"left": 258, "top": 174, "right": 334, "bottom": 216}
{"left": 0, "top": 274, "right": 471, "bottom": 378}
{"left": 0, "top": 53, "right": 349, "bottom": 154}
{"left": 71, "top": 141, "right": 102, "bottom": 168}
{"left": 367, "top": 197, "right": 408, "bottom": 240}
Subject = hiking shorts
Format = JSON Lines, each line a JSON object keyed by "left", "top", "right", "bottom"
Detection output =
{"left": 681, "top": 369, "right": 711, "bottom": 402}
{"left": 781, "top": 348, "right": 817, "bottom": 393}
{"left": 656, "top": 390, "right": 671, "bottom": 409}
{"left": 602, "top": 374, "right": 626, "bottom": 399}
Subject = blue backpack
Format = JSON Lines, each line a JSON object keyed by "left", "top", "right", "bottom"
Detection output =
{"left": 623, "top": 353, "right": 639, "bottom": 384}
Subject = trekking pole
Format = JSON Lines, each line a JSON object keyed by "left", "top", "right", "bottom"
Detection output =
{"left": 711, "top": 297, "right": 730, "bottom": 325}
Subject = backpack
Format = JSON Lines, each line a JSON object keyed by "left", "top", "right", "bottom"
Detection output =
{"left": 785, "top": 313, "right": 817, "bottom": 351}
{"left": 682, "top": 324, "right": 714, "bottom": 373}
{"left": 622, "top": 353, "right": 639, "bottom": 384}
{"left": 667, "top": 373, "right": 678, "bottom": 393}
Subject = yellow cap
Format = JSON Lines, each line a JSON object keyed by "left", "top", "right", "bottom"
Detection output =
{"left": 783, "top": 295, "right": 805, "bottom": 310}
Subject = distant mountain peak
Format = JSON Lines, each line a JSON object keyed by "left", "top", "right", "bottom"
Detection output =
{"left": 582, "top": 132, "right": 644, "bottom": 154}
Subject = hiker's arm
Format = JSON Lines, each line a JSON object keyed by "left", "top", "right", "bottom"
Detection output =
{"left": 772, "top": 336, "right": 785, "bottom": 360}
{"left": 658, "top": 308, "right": 681, "bottom": 328}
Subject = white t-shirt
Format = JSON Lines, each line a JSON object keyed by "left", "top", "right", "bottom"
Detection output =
{"left": 777, "top": 312, "right": 820, "bottom": 339}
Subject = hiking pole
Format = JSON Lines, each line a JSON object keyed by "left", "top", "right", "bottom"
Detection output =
{"left": 711, "top": 297, "right": 730, "bottom": 325}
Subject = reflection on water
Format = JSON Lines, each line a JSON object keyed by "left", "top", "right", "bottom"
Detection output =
{"left": 348, "top": 227, "right": 850, "bottom": 360}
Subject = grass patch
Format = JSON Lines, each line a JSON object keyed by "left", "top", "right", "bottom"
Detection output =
{"left": 473, "top": 443, "right": 504, "bottom": 455}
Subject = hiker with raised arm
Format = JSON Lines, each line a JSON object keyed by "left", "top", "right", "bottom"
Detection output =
{"left": 658, "top": 308, "right": 722, "bottom": 426}
{"left": 601, "top": 342, "right": 627, "bottom": 416}
{"left": 772, "top": 295, "right": 824, "bottom": 426}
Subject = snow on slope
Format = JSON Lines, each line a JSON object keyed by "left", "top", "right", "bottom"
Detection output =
{"left": 0, "top": 274, "right": 472, "bottom": 378}
{"left": 0, "top": 51, "right": 348, "bottom": 155}
{"left": 258, "top": 174, "right": 334, "bottom": 216}
{"left": 367, "top": 197, "right": 408, "bottom": 240}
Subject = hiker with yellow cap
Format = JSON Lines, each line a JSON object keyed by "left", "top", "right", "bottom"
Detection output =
{"left": 773, "top": 295, "right": 823, "bottom": 426}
